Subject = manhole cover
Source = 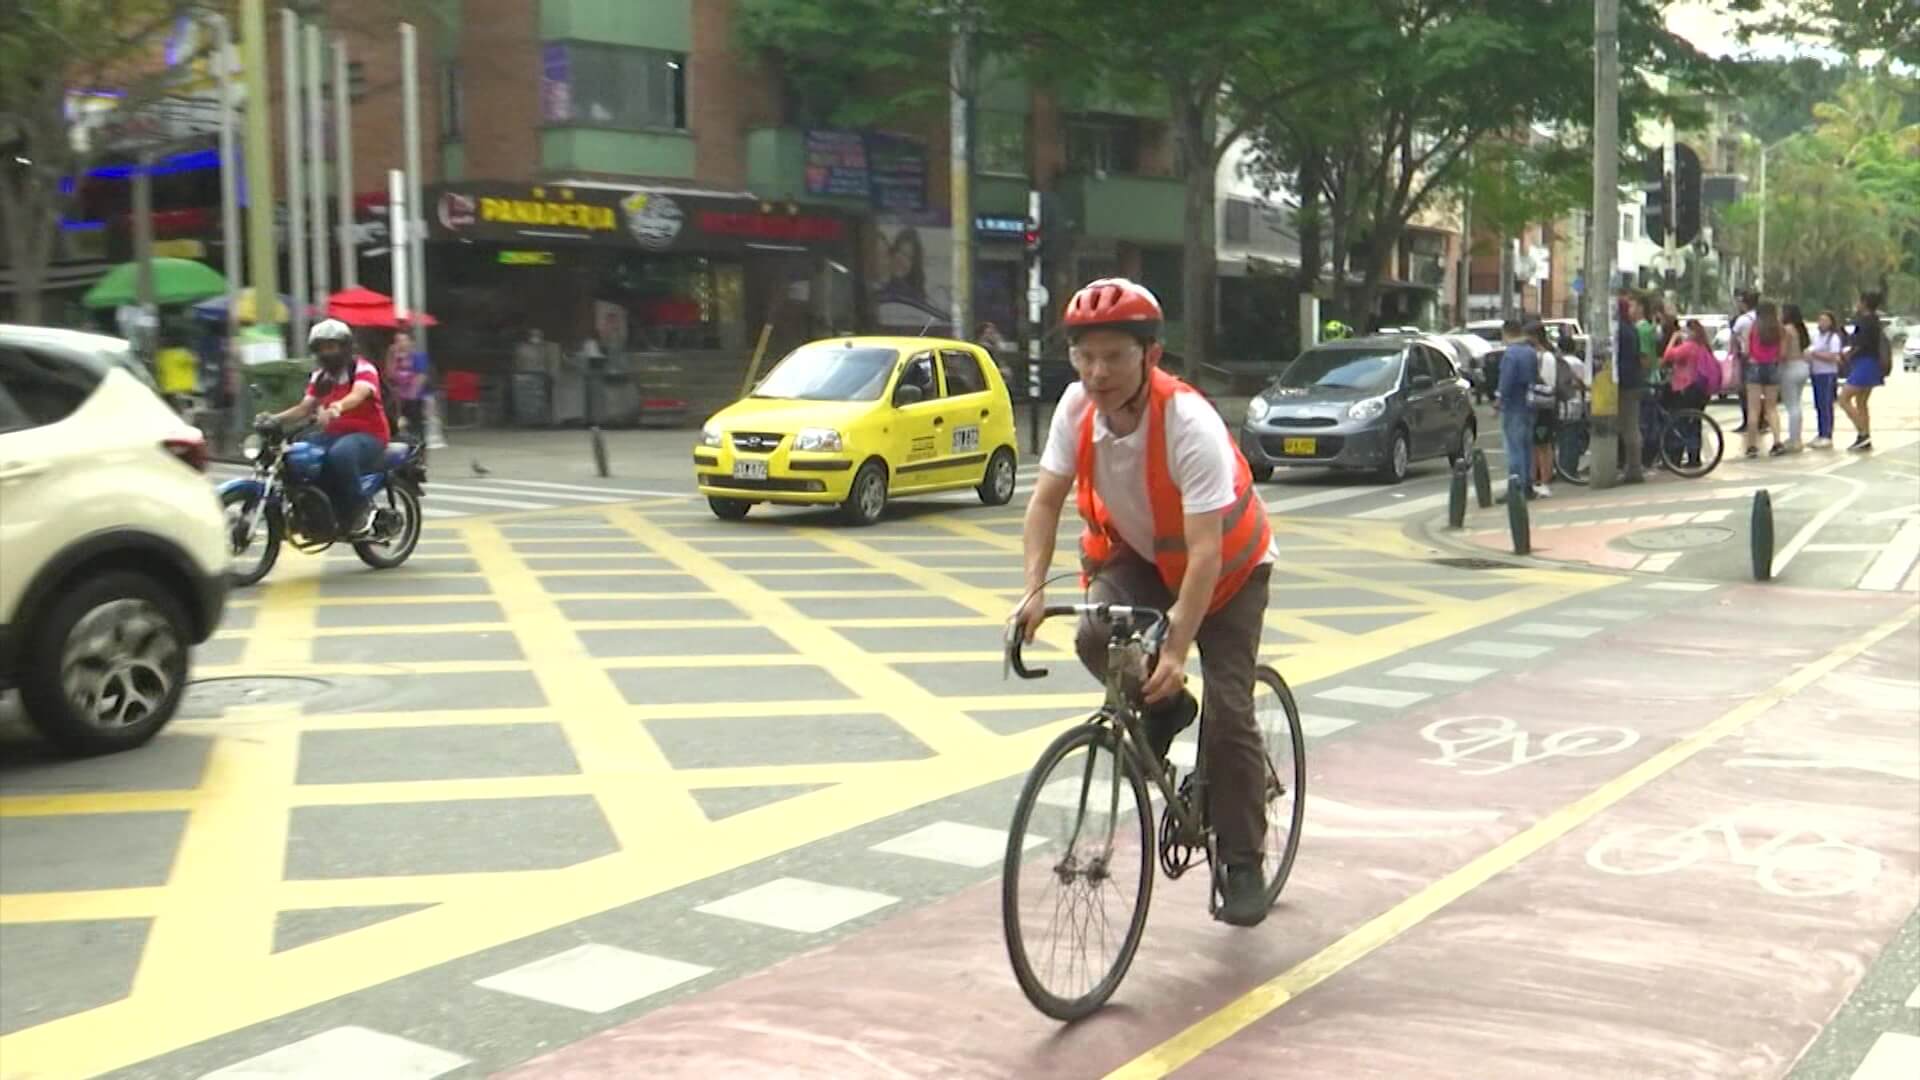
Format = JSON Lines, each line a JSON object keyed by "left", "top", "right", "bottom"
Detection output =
{"left": 1429, "top": 557, "right": 1519, "bottom": 571}
{"left": 183, "top": 675, "right": 332, "bottom": 710}
{"left": 1623, "top": 525, "right": 1734, "bottom": 552}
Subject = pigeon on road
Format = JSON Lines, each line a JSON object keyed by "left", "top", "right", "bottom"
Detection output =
{"left": 471, "top": 459, "right": 491, "bottom": 477}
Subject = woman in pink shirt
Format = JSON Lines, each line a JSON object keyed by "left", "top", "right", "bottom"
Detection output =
{"left": 1662, "top": 320, "right": 1717, "bottom": 469}
{"left": 1743, "top": 302, "right": 1786, "bottom": 457}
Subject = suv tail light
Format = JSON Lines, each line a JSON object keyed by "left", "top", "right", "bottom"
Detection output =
{"left": 164, "top": 431, "right": 210, "bottom": 473}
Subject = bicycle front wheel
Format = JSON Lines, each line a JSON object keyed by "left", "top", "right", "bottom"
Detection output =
{"left": 1002, "top": 721, "right": 1154, "bottom": 1021}
{"left": 1253, "top": 666, "right": 1307, "bottom": 905}
{"left": 1554, "top": 415, "right": 1592, "bottom": 486}
{"left": 1659, "top": 408, "right": 1724, "bottom": 478}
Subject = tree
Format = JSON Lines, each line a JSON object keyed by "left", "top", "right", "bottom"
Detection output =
{"left": 1728, "top": 56, "right": 1854, "bottom": 146}
{"left": 735, "top": 0, "right": 950, "bottom": 127}
{"left": 1727, "top": 0, "right": 1920, "bottom": 69}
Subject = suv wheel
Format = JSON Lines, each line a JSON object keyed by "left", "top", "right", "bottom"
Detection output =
{"left": 19, "top": 571, "right": 191, "bottom": 756}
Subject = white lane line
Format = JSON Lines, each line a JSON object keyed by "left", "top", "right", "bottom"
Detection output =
{"left": 1387, "top": 662, "right": 1494, "bottom": 683}
{"left": 1563, "top": 609, "right": 1639, "bottom": 621}
{"left": 421, "top": 506, "right": 463, "bottom": 519}
{"left": 1454, "top": 640, "right": 1552, "bottom": 659}
{"left": 694, "top": 877, "right": 897, "bottom": 934}
{"left": 1851, "top": 1032, "right": 1920, "bottom": 1080}
{"left": 1906, "top": 980, "right": 1920, "bottom": 1008}
{"left": 1646, "top": 581, "right": 1717, "bottom": 591}
{"left": 1263, "top": 485, "right": 1396, "bottom": 513}
{"left": 1860, "top": 516, "right": 1920, "bottom": 591}
{"left": 1805, "top": 543, "right": 1889, "bottom": 552}
{"left": 1639, "top": 552, "right": 1682, "bottom": 573}
{"left": 1692, "top": 508, "right": 1732, "bottom": 524}
{"left": 1865, "top": 503, "right": 1919, "bottom": 522}
{"left": 1301, "top": 715, "right": 1356, "bottom": 737}
{"left": 1508, "top": 622, "right": 1602, "bottom": 639}
{"left": 1774, "top": 472, "right": 1867, "bottom": 576}
{"left": 1355, "top": 492, "right": 1451, "bottom": 520}
{"left": 199, "top": 1026, "right": 470, "bottom": 1079}
{"left": 483, "top": 478, "right": 694, "bottom": 499}
{"left": 427, "top": 480, "right": 623, "bottom": 503}
{"left": 870, "top": 821, "right": 1042, "bottom": 868}
{"left": 475, "top": 944, "right": 711, "bottom": 1014}
{"left": 1315, "top": 686, "right": 1431, "bottom": 708}
{"left": 422, "top": 491, "right": 552, "bottom": 511}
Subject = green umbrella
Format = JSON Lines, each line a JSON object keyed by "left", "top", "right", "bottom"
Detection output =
{"left": 82, "top": 258, "right": 229, "bottom": 309}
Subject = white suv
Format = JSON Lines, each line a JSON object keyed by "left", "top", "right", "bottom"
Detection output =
{"left": 0, "top": 325, "right": 229, "bottom": 755}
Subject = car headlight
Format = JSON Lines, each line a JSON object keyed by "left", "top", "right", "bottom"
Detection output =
{"left": 241, "top": 432, "right": 263, "bottom": 460}
{"left": 795, "top": 428, "right": 843, "bottom": 452}
{"left": 700, "top": 424, "right": 722, "bottom": 448}
{"left": 1348, "top": 396, "right": 1388, "bottom": 422}
{"left": 1246, "top": 397, "right": 1270, "bottom": 423}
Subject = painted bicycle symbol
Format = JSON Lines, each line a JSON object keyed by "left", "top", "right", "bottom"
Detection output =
{"left": 1585, "top": 815, "right": 1881, "bottom": 898}
{"left": 1419, "top": 715, "right": 1640, "bottom": 776}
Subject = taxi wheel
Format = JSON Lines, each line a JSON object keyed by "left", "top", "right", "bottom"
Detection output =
{"left": 977, "top": 448, "right": 1017, "bottom": 506}
{"left": 708, "top": 496, "right": 752, "bottom": 521}
{"left": 1250, "top": 463, "right": 1275, "bottom": 483}
{"left": 842, "top": 461, "right": 889, "bottom": 526}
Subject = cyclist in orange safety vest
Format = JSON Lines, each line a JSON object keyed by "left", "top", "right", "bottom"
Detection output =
{"left": 1012, "top": 277, "right": 1279, "bottom": 927}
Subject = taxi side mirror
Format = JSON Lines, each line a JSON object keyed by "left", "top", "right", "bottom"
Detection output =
{"left": 893, "top": 383, "right": 924, "bottom": 407}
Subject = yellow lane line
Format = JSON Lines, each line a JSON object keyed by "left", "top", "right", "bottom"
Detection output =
{"left": 1104, "top": 606, "right": 1920, "bottom": 1079}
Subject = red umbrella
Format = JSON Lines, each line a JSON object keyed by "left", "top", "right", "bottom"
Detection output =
{"left": 327, "top": 286, "right": 439, "bottom": 328}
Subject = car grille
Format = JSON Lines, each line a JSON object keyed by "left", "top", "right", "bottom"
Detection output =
{"left": 700, "top": 473, "right": 827, "bottom": 493}
{"left": 1268, "top": 416, "right": 1339, "bottom": 428}
{"left": 1261, "top": 434, "right": 1345, "bottom": 459}
{"left": 730, "top": 431, "right": 784, "bottom": 454}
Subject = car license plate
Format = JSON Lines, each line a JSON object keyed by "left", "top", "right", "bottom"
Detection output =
{"left": 732, "top": 460, "right": 768, "bottom": 480}
{"left": 1282, "top": 437, "right": 1317, "bottom": 456}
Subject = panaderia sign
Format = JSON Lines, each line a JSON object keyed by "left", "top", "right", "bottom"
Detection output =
{"left": 426, "top": 181, "right": 852, "bottom": 255}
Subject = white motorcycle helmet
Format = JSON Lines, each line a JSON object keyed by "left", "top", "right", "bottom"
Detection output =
{"left": 308, "top": 318, "right": 355, "bottom": 370}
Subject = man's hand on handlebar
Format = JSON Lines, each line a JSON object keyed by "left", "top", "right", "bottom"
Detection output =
{"left": 1140, "top": 639, "right": 1187, "bottom": 705}
{"left": 1011, "top": 588, "right": 1046, "bottom": 644}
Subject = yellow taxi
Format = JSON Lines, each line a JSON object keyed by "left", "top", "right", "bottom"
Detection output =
{"left": 695, "top": 336, "right": 1019, "bottom": 524}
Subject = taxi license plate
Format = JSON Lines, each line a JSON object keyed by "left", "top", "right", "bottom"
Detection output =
{"left": 733, "top": 460, "right": 768, "bottom": 480}
{"left": 1282, "top": 437, "right": 1317, "bottom": 456}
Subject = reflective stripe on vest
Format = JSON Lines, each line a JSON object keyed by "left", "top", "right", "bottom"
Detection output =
{"left": 1075, "top": 369, "right": 1272, "bottom": 613}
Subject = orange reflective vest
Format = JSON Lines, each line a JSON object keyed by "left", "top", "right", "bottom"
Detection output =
{"left": 1076, "top": 369, "right": 1272, "bottom": 613}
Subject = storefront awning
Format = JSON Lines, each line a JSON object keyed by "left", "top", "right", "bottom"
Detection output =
{"left": 424, "top": 180, "right": 856, "bottom": 256}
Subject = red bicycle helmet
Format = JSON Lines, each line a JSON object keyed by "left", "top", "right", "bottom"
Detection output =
{"left": 1062, "top": 278, "right": 1163, "bottom": 342}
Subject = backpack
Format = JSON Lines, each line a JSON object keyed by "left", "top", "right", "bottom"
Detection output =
{"left": 1553, "top": 353, "right": 1578, "bottom": 402}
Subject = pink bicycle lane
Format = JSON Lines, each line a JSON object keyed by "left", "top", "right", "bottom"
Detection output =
{"left": 499, "top": 586, "right": 1919, "bottom": 1079}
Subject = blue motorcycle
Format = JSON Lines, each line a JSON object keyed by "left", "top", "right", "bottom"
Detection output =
{"left": 219, "top": 421, "right": 427, "bottom": 586}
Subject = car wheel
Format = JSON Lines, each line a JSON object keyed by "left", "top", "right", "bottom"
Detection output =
{"left": 842, "top": 460, "right": 889, "bottom": 526}
{"left": 1447, "top": 419, "right": 1477, "bottom": 467}
{"left": 708, "top": 496, "right": 751, "bottom": 521}
{"left": 1377, "top": 429, "right": 1411, "bottom": 484}
{"left": 977, "top": 447, "right": 1018, "bottom": 506}
{"left": 1250, "top": 463, "right": 1275, "bottom": 483}
{"left": 18, "top": 570, "right": 191, "bottom": 757}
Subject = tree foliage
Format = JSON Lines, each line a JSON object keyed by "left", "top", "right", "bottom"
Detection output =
{"left": 1726, "top": 0, "right": 1919, "bottom": 69}
{"left": 734, "top": 0, "right": 950, "bottom": 127}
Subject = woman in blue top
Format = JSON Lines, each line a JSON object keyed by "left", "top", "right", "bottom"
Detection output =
{"left": 1838, "top": 291, "right": 1887, "bottom": 452}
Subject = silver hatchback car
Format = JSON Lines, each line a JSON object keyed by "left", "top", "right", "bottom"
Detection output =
{"left": 1241, "top": 334, "right": 1477, "bottom": 483}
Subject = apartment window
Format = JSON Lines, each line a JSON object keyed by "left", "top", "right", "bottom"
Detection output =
{"left": 976, "top": 110, "right": 1027, "bottom": 176}
{"left": 1066, "top": 121, "right": 1138, "bottom": 174}
{"left": 541, "top": 43, "right": 687, "bottom": 130}
{"left": 1621, "top": 210, "right": 1637, "bottom": 243}
{"left": 441, "top": 61, "right": 463, "bottom": 140}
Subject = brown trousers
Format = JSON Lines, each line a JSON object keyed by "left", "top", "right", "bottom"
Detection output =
{"left": 1074, "top": 549, "right": 1271, "bottom": 866}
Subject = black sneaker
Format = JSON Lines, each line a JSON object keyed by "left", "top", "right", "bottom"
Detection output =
{"left": 1850, "top": 437, "right": 1873, "bottom": 452}
{"left": 1218, "top": 863, "right": 1269, "bottom": 927}
{"left": 1145, "top": 689, "right": 1198, "bottom": 763}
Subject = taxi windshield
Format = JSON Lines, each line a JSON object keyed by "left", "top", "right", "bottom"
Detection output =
{"left": 753, "top": 344, "right": 901, "bottom": 401}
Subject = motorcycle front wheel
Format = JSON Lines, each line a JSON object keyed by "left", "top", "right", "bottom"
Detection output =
{"left": 353, "top": 486, "right": 423, "bottom": 570}
{"left": 221, "top": 486, "right": 282, "bottom": 586}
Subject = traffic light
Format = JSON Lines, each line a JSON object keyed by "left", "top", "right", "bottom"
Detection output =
{"left": 1643, "top": 154, "right": 1671, "bottom": 247}
{"left": 1024, "top": 221, "right": 1040, "bottom": 256}
{"left": 1673, "top": 143, "right": 1702, "bottom": 247}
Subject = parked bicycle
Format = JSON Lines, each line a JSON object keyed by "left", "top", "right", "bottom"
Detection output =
{"left": 999, "top": 602, "right": 1306, "bottom": 1020}
{"left": 1554, "top": 392, "right": 1724, "bottom": 485}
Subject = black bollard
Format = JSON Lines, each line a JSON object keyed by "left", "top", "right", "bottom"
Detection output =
{"left": 1448, "top": 461, "right": 1468, "bottom": 529}
{"left": 1752, "top": 489, "right": 1774, "bottom": 581}
{"left": 590, "top": 425, "right": 610, "bottom": 478}
{"left": 1507, "top": 477, "right": 1531, "bottom": 555}
{"left": 1471, "top": 449, "right": 1492, "bottom": 508}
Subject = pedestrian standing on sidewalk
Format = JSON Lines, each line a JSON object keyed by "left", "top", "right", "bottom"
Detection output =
{"left": 1778, "top": 304, "right": 1812, "bottom": 453}
{"left": 1807, "top": 310, "right": 1848, "bottom": 449}
{"left": 1744, "top": 301, "right": 1786, "bottom": 458}
{"left": 1731, "top": 290, "right": 1759, "bottom": 434}
{"left": 1495, "top": 318, "right": 1536, "bottom": 499}
{"left": 1616, "top": 293, "right": 1647, "bottom": 483}
{"left": 1838, "top": 290, "right": 1888, "bottom": 451}
{"left": 1529, "top": 321, "right": 1560, "bottom": 498}
{"left": 1661, "top": 319, "right": 1716, "bottom": 469}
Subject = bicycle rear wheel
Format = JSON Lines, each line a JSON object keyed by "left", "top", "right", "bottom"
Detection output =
{"left": 1659, "top": 408, "right": 1724, "bottom": 478}
{"left": 1252, "top": 666, "right": 1307, "bottom": 906}
{"left": 1002, "top": 721, "right": 1154, "bottom": 1021}
{"left": 1553, "top": 415, "right": 1591, "bottom": 486}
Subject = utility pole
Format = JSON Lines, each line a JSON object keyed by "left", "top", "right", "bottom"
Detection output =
{"left": 334, "top": 36, "right": 357, "bottom": 288}
{"left": 390, "top": 168, "right": 410, "bottom": 323}
{"left": 949, "top": 13, "right": 974, "bottom": 338}
{"left": 132, "top": 148, "right": 156, "bottom": 366}
{"left": 1499, "top": 234, "right": 1516, "bottom": 319}
{"left": 1588, "top": 0, "right": 1621, "bottom": 488}
{"left": 239, "top": 0, "right": 277, "bottom": 333}
{"left": 1025, "top": 189, "right": 1044, "bottom": 451}
{"left": 213, "top": 12, "right": 245, "bottom": 440}
{"left": 1756, "top": 141, "right": 1769, "bottom": 293}
{"left": 402, "top": 22, "right": 428, "bottom": 351}
{"left": 1457, "top": 152, "right": 1473, "bottom": 326}
{"left": 305, "top": 22, "right": 329, "bottom": 312}
{"left": 282, "top": 8, "right": 309, "bottom": 352}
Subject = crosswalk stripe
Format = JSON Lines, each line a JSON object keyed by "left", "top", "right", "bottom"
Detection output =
{"left": 1355, "top": 492, "right": 1451, "bottom": 520}
{"left": 424, "top": 491, "right": 552, "bottom": 511}
{"left": 1264, "top": 486, "right": 1389, "bottom": 513}
{"left": 1859, "top": 516, "right": 1920, "bottom": 592}
{"left": 481, "top": 478, "right": 693, "bottom": 499}
{"left": 427, "top": 481, "right": 623, "bottom": 503}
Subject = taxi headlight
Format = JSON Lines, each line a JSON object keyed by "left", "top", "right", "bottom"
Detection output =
{"left": 1246, "top": 397, "right": 1270, "bottom": 423}
{"left": 700, "top": 423, "right": 722, "bottom": 448}
{"left": 795, "top": 427, "right": 843, "bottom": 452}
{"left": 242, "top": 432, "right": 264, "bottom": 460}
{"left": 1348, "top": 396, "right": 1388, "bottom": 422}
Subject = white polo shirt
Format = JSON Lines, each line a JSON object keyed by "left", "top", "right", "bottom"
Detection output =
{"left": 1039, "top": 382, "right": 1278, "bottom": 566}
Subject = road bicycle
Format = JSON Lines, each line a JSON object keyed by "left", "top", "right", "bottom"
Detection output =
{"left": 999, "top": 602, "right": 1307, "bottom": 1020}
{"left": 1553, "top": 391, "right": 1725, "bottom": 485}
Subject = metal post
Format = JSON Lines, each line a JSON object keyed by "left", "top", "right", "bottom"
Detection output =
{"left": 1457, "top": 157, "right": 1473, "bottom": 326}
{"left": 1498, "top": 234, "right": 1515, "bottom": 320}
{"left": 132, "top": 148, "right": 156, "bottom": 367}
{"left": 389, "top": 169, "right": 410, "bottom": 323}
{"left": 1662, "top": 115, "right": 1677, "bottom": 301}
{"left": 239, "top": 0, "right": 277, "bottom": 326}
{"left": 402, "top": 22, "right": 427, "bottom": 351}
{"left": 1024, "top": 189, "right": 1044, "bottom": 453}
{"left": 214, "top": 14, "right": 242, "bottom": 339}
{"left": 305, "top": 23, "right": 329, "bottom": 312}
{"left": 282, "top": 8, "right": 309, "bottom": 352}
{"left": 1588, "top": 0, "right": 1622, "bottom": 488}
{"left": 334, "top": 36, "right": 357, "bottom": 288}
{"left": 1756, "top": 142, "right": 1768, "bottom": 293}
{"left": 949, "top": 17, "right": 974, "bottom": 338}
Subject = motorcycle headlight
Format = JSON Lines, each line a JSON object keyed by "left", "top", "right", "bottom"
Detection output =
{"left": 795, "top": 428, "right": 844, "bottom": 452}
{"left": 700, "top": 424, "right": 722, "bottom": 448}
{"left": 1348, "top": 396, "right": 1388, "bottom": 422}
{"left": 1246, "top": 397, "right": 1271, "bottom": 423}
{"left": 241, "top": 432, "right": 263, "bottom": 460}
